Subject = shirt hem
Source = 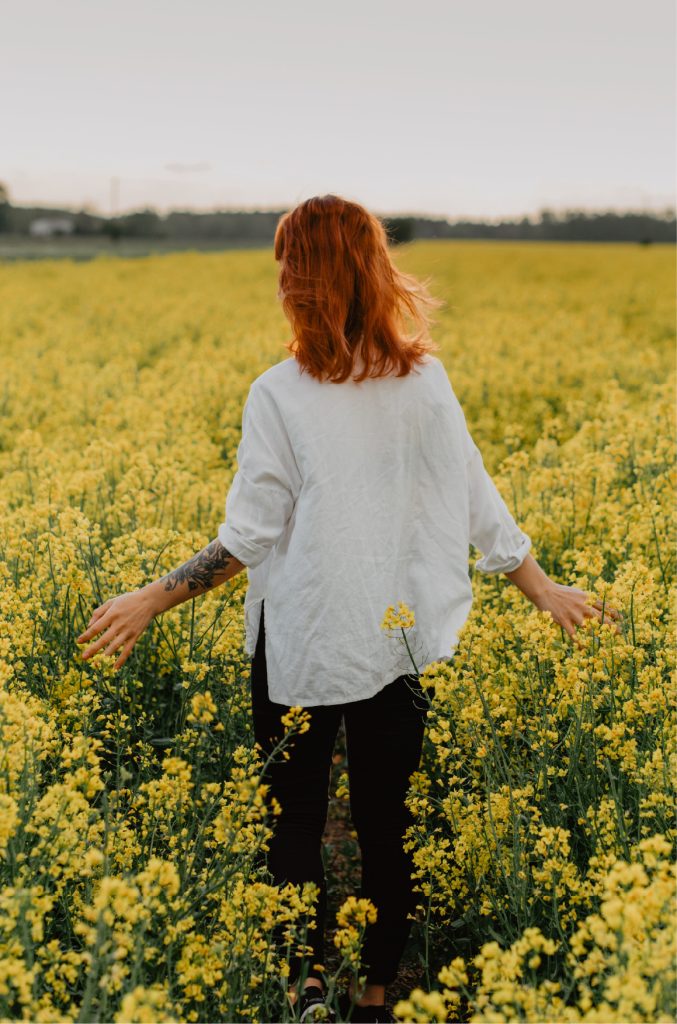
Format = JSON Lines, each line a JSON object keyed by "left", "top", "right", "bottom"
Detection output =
{"left": 264, "top": 653, "right": 457, "bottom": 707}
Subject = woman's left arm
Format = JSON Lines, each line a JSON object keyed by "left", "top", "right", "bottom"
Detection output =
{"left": 504, "top": 552, "right": 623, "bottom": 641}
{"left": 77, "top": 538, "right": 245, "bottom": 668}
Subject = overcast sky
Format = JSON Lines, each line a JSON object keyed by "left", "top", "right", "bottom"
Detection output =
{"left": 2, "top": 0, "right": 675, "bottom": 219}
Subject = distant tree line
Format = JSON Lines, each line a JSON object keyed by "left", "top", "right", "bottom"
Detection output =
{"left": 0, "top": 182, "right": 674, "bottom": 244}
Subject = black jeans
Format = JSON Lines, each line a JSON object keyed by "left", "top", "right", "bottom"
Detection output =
{"left": 250, "top": 599, "right": 428, "bottom": 987}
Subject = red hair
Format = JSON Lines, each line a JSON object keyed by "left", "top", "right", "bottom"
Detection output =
{"left": 273, "top": 194, "right": 444, "bottom": 383}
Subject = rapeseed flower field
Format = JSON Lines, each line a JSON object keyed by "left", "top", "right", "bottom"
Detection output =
{"left": 0, "top": 241, "right": 674, "bottom": 1023}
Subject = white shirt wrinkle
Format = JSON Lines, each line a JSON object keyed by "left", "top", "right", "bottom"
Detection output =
{"left": 218, "top": 354, "right": 532, "bottom": 705}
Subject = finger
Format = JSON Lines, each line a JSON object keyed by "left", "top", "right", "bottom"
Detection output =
{"left": 78, "top": 610, "right": 114, "bottom": 644}
{"left": 104, "top": 632, "right": 131, "bottom": 659}
{"left": 114, "top": 638, "right": 136, "bottom": 671}
{"left": 81, "top": 599, "right": 113, "bottom": 633}
{"left": 601, "top": 611, "right": 625, "bottom": 632}
{"left": 588, "top": 608, "right": 616, "bottom": 633}
{"left": 81, "top": 624, "right": 120, "bottom": 660}
{"left": 586, "top": 606, "right": 611, "bottom": 624}
{"left": 562, "top": 619, "right": 586, "bottom": 647}
{"left": 591, "top": 604, "right": 625, "bottom": 630}
{"left": 592, "top": 600, "right": 621, "bottom": 621}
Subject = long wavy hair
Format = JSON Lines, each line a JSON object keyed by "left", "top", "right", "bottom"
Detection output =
{"left": 273, "top": 194, "right": 444, "bottom": 383}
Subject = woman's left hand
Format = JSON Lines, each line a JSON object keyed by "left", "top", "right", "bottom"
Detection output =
{"left": 77, "top": 589, "right": 157, "bottom": 671}
{"left": 535, "top": 581, "right": 623, "bottom": 645}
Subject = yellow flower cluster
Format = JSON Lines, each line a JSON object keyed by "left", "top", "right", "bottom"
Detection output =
{"left": 333, "top": 896, "right": 378, "bottom": 964}
{"left": 186, "top": 690, "right": 217, "bottom": 726}
{"left": 279, "top": 705, "right": 312, "bottom": 734}
{"left": 395, "top": 838, "right": 675, "bottom": 1023}
{"left": 0, "top": 241, "right": 673, "bottom": 1021}
{"left": 381, "top": 601, "right": 416, "bottom": 631}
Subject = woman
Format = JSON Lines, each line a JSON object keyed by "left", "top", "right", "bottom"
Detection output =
{"left": 77, "top": 195, "right": 621, "bottom": 1024}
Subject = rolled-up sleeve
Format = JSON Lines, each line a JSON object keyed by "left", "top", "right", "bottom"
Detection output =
{"left": 218, "top": 381, "right": 301, "bottom": 569}
{"left": 464, "top": 436, "right": 532, "bottom": 574}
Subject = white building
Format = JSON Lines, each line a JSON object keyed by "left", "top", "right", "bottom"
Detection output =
{"left": 29, "top": 216, "right": 76, "bottom": 237}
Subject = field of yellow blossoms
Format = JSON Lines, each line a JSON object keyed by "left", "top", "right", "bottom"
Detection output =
{"left": 0, "top": 240, "right": 674, "bottom": 1023}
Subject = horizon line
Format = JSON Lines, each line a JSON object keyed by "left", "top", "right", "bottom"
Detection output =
{"left": 10, "top": 199, "right": 676, "bottom": 224}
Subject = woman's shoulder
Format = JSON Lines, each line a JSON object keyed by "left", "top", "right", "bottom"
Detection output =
{"left": 412, "top": 353, "right": 454, "bottom": 392}
{"left": 424, "top": 353, "right": 447, "bottom": 375}
{"left": 248, "top": 357, "right": 303, "bottom": 400}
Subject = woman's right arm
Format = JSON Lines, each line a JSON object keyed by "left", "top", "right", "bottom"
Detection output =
{"left": 464, "top": 446, "right": 623, "bottom": 640}
{"left": 438, "top": 364, "right": 623, "bottom": 641}
{"left": 459, "top": 406, "right": 622, "bottom": 640}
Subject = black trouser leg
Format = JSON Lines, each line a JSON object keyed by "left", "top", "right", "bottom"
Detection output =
{"left": 343, "top": 673, "right": 428, "bottom": 986}
{"left": 250, "top": 601, "right": 342, "bottom": 987}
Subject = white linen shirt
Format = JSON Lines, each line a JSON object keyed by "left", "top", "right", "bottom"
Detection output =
{"left": 218, "top": 353, "right": 531, "bottom": 706}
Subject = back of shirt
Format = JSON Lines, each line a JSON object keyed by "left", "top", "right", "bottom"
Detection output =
{"left": 218, "top": 353, "right": 531, "bottom": 706}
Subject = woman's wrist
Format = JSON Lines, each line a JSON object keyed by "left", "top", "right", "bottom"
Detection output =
{"left": 530, "top": 578, "right": 557, "bottom": 611}
{"left": 504, "top": 553, "right": 555, "bottom": 609}
{"left": 140, "top": 579, "right": 170, "bottom": 618}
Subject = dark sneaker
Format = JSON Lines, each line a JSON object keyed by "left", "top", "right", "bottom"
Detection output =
{"left": 297, "top": 983, "right": 336, "bottom": 1023}
{"left": 351, "top": 1008, "right": 397, "bottom": 1024}
{"left": 336, "top": 992, "right": 397, "bottom": 1023}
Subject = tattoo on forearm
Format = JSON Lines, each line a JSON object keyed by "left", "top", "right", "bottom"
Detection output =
{"left": 161, "top": 539, "right": 237, "bottom": 594}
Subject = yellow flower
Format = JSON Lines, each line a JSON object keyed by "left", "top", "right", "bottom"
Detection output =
{"left": 280, "top": 706, "right": 312, "bottom": 734}
{"left": 381, "top": 602, "right": 416, "bottom": 631}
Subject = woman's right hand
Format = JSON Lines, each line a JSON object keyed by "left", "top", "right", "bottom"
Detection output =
{"left": 535, "top": 581, "right": 623, "bottom": 644}
{"left": 77, "top": 588, "right": 158, "bottom": 671}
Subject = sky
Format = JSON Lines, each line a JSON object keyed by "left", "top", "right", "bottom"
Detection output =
{"left": 2, "top": 0, "right": 675, "bottom": 220}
